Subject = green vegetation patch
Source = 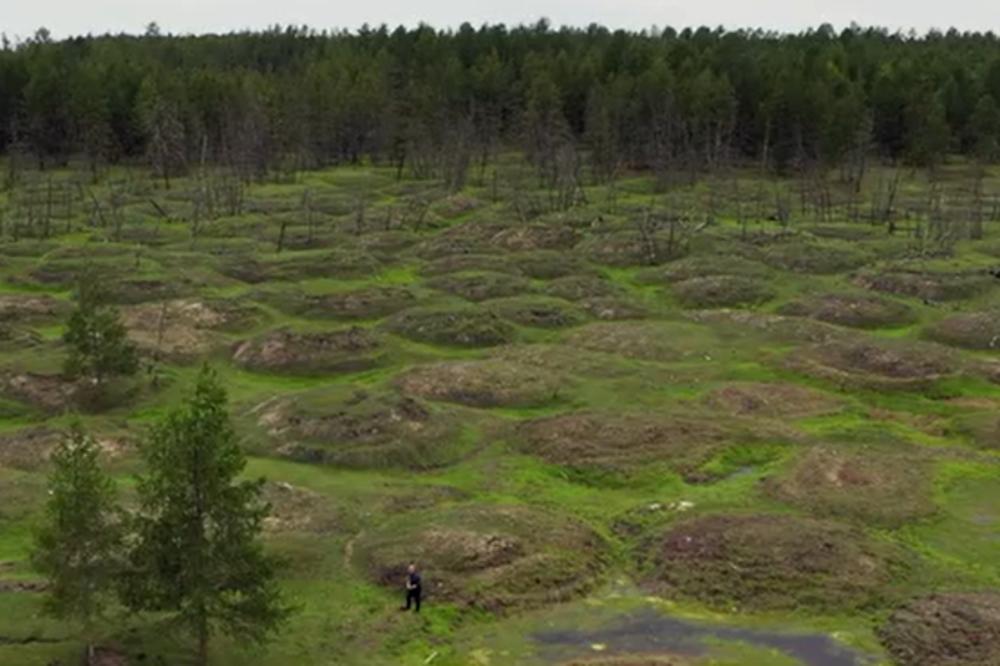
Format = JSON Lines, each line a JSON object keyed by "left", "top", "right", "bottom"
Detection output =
{"left": 232, "top": 326, "right": 385, "bottom": 375}
{"left": 762, "top": 445, "right": 937, "bottom": 526}
{"left": 778, "top": 292, "right": 917, "bottom": 329}
{"left": 384, "top": 305, "right": 517, "bottom": 347}
{"left": 353, "top": 503, "right": 607, "bottom": 612}
{"left": 642, "top": 514, "right": 911, "bottom": 612}
{"left": 244, "top": 386, "right": 469, "bottom": 469}
{"left": 878, "top": 592, "right": 1000, "bottom": 666}
{"left": 924, "top": 310, "right": 1000, "bottom": 350}
{"left": 395, "top": 359, "right": 569, "bottom": 408}
{"left": 672, "top": 276, "right": 774, "bottom": 309}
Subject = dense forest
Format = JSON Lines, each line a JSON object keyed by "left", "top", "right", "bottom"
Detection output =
{"left": 3, "top": 22, "right": 1000, "bottom": 184}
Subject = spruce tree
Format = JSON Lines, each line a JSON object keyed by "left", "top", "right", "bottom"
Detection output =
{"left": 32, "top": 425, "right": 122, "bottom": 657}
{"left": 63, "top": 272, "right": 138, "bottom": 387}
{"left": 123, "top": 366, "right": 289, "bottom": 665}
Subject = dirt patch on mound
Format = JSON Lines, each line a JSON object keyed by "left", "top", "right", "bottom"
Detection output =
{"left": 544, "top": 275, "right": 622, "bottom": 301}
{"left": 250, "top": 388, "right": 466, "bottom": 469}
{"left": 703, "top": 382, "right": 842, "bottom": 419}
{"left": 354, "top": 504, "right": 606, "bottom": 612}
{"left": 925, "top": 311, "right": 1000, "bottom": 350}
{"left": 854, "top": 270, "right": 993, "bottom": 302}
{"left": 260, "top": 481, "right": 344, "bottom": 534}
{"left": 779, "top": 293, "right": 916, "bottom": 329}
{"left": 425, "top": 271, "right": 532, "bottom": 302}
{"left": 786, "top": 339, "right": 956, "bottom": 390}
{"left": 421, "top": 253, "right": 518, "bottom": 277}
{"left": 123, "top": 298, "right": 264, "bottom": 360}
{"left": 233, "top": 327, "right": 383, "bottom": 375}
{"left": 0, "top": 427, "right": 62, "bottom": 470}
{"left": 565, "top": 322, "right": 715, "bottom": 362}
{"left": 673, "top": 276, "right": 774, "bottom": 309}
{"left": 643, "top": 514, "right": 909, "bottom": 612}
{"left": 489, "top": 296, "right": 588, "bottom": 329}
{"left": 385, "top": 306, "right": 517, "bottom": 347}
{"left": 0, "top": 373, "right": 79, "bottom": 414}
{"left": 105, "top": 277, "right": 191, "bottom": 305}
{"left": 512, "top": 251, "right": 592, "bottom": 279}
{"left": 879, "top": 592, "right": 1000, "bottom": 666}
{"left": 516, "top": 411, "right": 792, "bottom": 476}
{"left": 490, "top": 224, "right": 581, "bottom": 251}
{"left": 763, "top": 446, "right": 936, "bottom": 526}
{"left": 762, "top": 241, "right": 869, "bottom": 274}
{"left": 0, "top": 295, "right": 67, "bottom": 322}
{"left": 638, "top": 255, "right": 770, "bottom": 284}
{"left": 396, "top": 360, "right": 567, "bottom": 408}
{"left": 273, "top": 286, "right": 418, "bottom": 320}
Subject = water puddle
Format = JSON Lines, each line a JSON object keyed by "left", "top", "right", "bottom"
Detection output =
{"left": 532, "top": 607, "right": 874, "bottom": 666}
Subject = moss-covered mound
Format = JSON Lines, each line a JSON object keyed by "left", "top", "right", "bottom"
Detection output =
{"left": 248, "top": 387, "right": 467, "bottom": 469}
{"left": 637, "top": 255, "right": 770, "bottom": 284}
{"left": 511, "top": 250, "right": 592, "bottom": 279}
{"left": 879, "top": 592, "right": 1000, "bottom": 666}
{"left": 702, "top": 382, "right": 843, "bottom": 418}
{"left": 580, "top": 297, "right": 648, "bottom": 321}
{"left": 0, "top": 427, "right": 62, "bottom": 470}
{"left": 779, "top": 292, "right": 917, "bottom": 329}
{"left": 489, "top": 224, "right": 581, "bottom": 251}
{"left": 425, "top": 271, "right": 532, "bottom": 302}
{"left": 353, "top": 504, "right": 606, "bottom": 611}
{"left": 672, "top": 276, "right": 774, "bottom": 309}
{"left": 949, "top": 412, "right": 1000, "bottom": 450}
{"left": 786, "top": 338, "right": 957, "bottom": 390}
{"left": 642, "top": 514, "right": 910, "bottom": 612}
{"left": 565, "top": 321, "right": 719, "bottom": 362}
{"left": 421, "top": 253, "right": 518, "bottom": 277}
{"left": 265, "top": 285, "right": 418, "bottom": 320}
{"left": 233, "top": 327, "right": 384, "bottom": 375}
{"left": 0, "top": 372, "right": 80, "bottom": 414}
{"left": 544, "top": 274, "right": 622, "bottom": 301}
{"left": 489, "top": 296, "right": 588, "bottom": 329}
{"left": 384, "top": 306, "right": 517, "bottom": 347}
{"left": 925, "top": 311, "right": 1000, "bottom": 350}
{"left": 762, "top": 241, "right": 870, "bottom": 274}
{"left": 396, "top": 360, "right": 567, "bottom": 408}
{"left": 577, "top": 232, "right": 683, "bottom": 267}
{"left": 220, "top": 249, "right": 382, "bottom": 283}
{"left": 854, "top": 270, "right": 993, "bottom": 302}
{"left": 763, "top": 446, "right": 936, "bottom": 526}
{"left": 0, "top": 294, "right": 68, "bottom": 323}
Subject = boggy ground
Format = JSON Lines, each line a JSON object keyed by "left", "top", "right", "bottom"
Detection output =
{"left": 2, "top": 162, "right": 1000, "bottom": 666}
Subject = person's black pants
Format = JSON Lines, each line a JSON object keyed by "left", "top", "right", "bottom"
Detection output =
{"left": 405, "top": 587, "right": 421, "bottom": 612}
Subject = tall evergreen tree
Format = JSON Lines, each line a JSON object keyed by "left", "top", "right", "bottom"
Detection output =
{"left": 122, "top": 366, "right": 290, "bottom": 666}
{"left": 63, "top": 272, "right": 139, "bottom": 388}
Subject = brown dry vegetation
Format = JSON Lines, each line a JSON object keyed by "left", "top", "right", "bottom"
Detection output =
{"left": 702, "top": 382, "right": 843, "bottom": 418}
{"left": 879, "top": 592, "right": 1000, "bottom": 666}
{"left": 396, "top": 359, "right": 567, "bottom": 408}
{"left": 232, "top": 327, "right": 384, "bottom": 375}
{"left": 779, "top": 292, "right": 917, "bottom": 329}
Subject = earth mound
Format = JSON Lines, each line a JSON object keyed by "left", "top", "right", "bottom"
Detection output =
{"left": 123, "top": 298, "right": 265, "bottom": 360}
{"left": 0, "top": 427, "right": 62, "bottom": 470}
{"left": 786, "top": 338, "right": 956, "bottom": 390}
{"left": 702, "top": 382, "right": 842, "bottom": 418}
{"left": 425, "top": 271, "right": 532, "bottom": 302}
{"left": 949, "top": 413, "right": 999, "bottom": 450}
{"left": 685, "top": 310, "right": 851, "bottom": 345}
{"left": 233, "top": 327, "right": 384, "bottom": 375}
{"left": 779, "top": 293, "right": 917, "bottom": 329}
{"left": 395, "top": 360, "right": 567, "bottom": 408}
{"left": 267, "top": 285, "right": 417, "bottom": 320}
{"left": 516, "top": 411, "right": 790, "bottom": 476}
{"left": 353, "top": 504, "right": 606, "bottom": 612}
{"left": 560, "top": 658, "right": 691, "bottom": 666}
{"left": 260, "top": 481, "right": 345, "bottom": 534}
{"left": 0, "top": 372, "right": 80, "bottom": 414}
{"left": 672, "top": 276, "right": 774, "bottom": 309}
{"left": 565, "top": 322, "right": 717, "bottom": 362}
{"left": 511, "top": 250, "right": 592, "bottom": 279}
{"left": 581, "top": 297, "right": 648, "bottom": 321}
{"left": 854, "top": 270, "right": 992, "bottom": 302}
{"left": 489, "top": 224, "right": 581, "bottom": 251}
{"left": 763, "top": 446, "right": 936, "bottom": 526}
{"left": 0, "top": 294, "right": 67, "bottom": 323}
{"left": 925, "top": 311, "right": 1000, "bottom": 350}
{"left": 544, "top": 274, "right": 623, "bottom": 301}
{"left": 248, "top": 388, "right": 466, "bottom": 469}
{"left": 879, "top": 592, "right": 1000, "bottom": 666}
{"left": 489, "top": 296, "right": 589, "bottom": 329}
{"left": 385, "top": 306, "right": 517, "bottom": 347}
{"left": 577, "top": 232, "right": 684, "bottom": 267}
{"left": 421, "top": 253, "right": 517, "bottom": 277}
{"left": 643, "top": 514, "right": 909, "bottom": 612}
{"left": 762, "top": 241, "right": 869, "bottom": 274}
{"left": 637, "top": 255, "right": 770, "bottom": 284}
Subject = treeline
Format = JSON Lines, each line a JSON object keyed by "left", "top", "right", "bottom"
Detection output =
{"left": 3, "top": 22, "right": 1000, "bottom": 184}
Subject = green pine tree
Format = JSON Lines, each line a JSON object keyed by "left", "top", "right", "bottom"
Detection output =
{"left": 63, "top": 272, "right": 139, "bottom": 387}
{"left": 122, "top": 366, "right": 290, "bottom": 666}
{"left": 32, "top": 424, "right": 122, "bottom": 657}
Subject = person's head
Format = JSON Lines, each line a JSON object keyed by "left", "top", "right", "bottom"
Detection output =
{"left": 407, "top": 562, "right": 416, "bottom": 574}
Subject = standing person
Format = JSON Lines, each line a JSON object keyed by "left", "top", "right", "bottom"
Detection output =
{"left": 404, "top": 562, "right": 422, "bottom": 612}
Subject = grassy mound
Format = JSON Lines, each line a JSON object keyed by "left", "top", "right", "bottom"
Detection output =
{"left": 395, "top": 359, "right": 567, "bottom": 408}
{"left": 786, "top": 338, "right": 957, "bottom": 390}
{"left": 247, "top": 387, "right": 467, "bottom": 469}
{"left": 577, "top": 232, "right": 682, "bottom": 267}
{"left": 544, "top": 274, "right": 622, "bottom": 301}
{"left": 580, "top": 297, "right": 648, "bottom": 321}
{"left": 642, "top": 514, "right": 910, "bottom": 612}
{"left": 0, "top": 427, "right": 61, "bottom": 470}
{"left": 425, "top": 271, "right": 532, "bottom": 302}
{"left": 854, "top": 270, "right": 993, "bottom": 302}
{"left": 672, "top": 276, "right": 774, "bottom": 309}
{"left": 353, "top": 504, "right": 606, "bottom": 612}
{"left": 637, "top": 255, "right": 770, "bottom": 284}
{"left": 384, "top": 305, "right": 517, "bottom": 347}
{"left": 263, "top": 285, "right": 417, "bottom": 320}
{"left": 925, "top": 311, "right": 1000, "bottom": 350}
{"left": 762, "top": 446, "right": 936, "bottom": 526}
{"left": 219, "top": 249, "right": 382, "bottom": 283}
{"left": 232, "top": 327, "right": 384, "bottom": 375}
{"left": 0, "top": 295, "right": 68, "bottom": 323}
{"left": 0, "top": 372, "right": 80, "bottom": 414}
{"left": 685, "top": 310, "right": 851, "bottom": 345}
{"left": 421, "top": 253, "right": 518, "bottom": 277}
{"left": 762, "top": 240, "right": 870, "bottom": 274}
{"left": 489, "top": 296, "right": 589, "bottom": 329}
{"left": 879, "top": 592, "right": 1000, "bottom": 666}
{"left": 489, "top": 223, "right": 581, "bottom": 251}
{"left": 123, "top": 298, "right": 265, "bottom": 360}
{"left": 565, "top": 321, "right": 718, "bottom": 362}
{"left": 949, "top": 413, "right": 1000, "bottom": 450}
{"left": 511, "top": 250, "right": 591, "bottom": 279}
{"left": 779, "top": 292, "right": 917, "bottom": 329}
{"left": 516, "top": 411, "right": 790, "bottom": 476}
{"left": 414, "top": 221, "right": 509, "bottom": 259}
{"left": 260, "top": 481, "right": 346, "bottom": 534}
{"left": 560, "top": 658, "right": 692, "bottom": 666}
{"left": 702, "top": 382, "right": 843, "bottom": 418}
